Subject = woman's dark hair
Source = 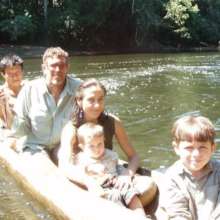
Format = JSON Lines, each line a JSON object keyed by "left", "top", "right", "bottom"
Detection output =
{"left": 72, "top": 78, "right": 107, "bottom": 127}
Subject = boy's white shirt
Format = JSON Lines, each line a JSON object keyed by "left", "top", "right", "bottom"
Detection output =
{"left": 75, "top": 149, "right": 119, "bottom": 178}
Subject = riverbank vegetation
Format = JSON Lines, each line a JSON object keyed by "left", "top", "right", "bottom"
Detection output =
{"left": 0, "top": 0, "right": 220, "bottom": 52}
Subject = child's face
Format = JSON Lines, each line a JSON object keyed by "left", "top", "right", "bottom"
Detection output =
{"left": 174, "top": 140, "right": 215, "bottom": 176}
{"left": 83, "top": 135, "right": 105, "bottom": 159}
{"left": 79, "top": 86, "right": 105, "bottom": 122}
{"left": 3, "top": 65, "right": 23, "bottom": 88}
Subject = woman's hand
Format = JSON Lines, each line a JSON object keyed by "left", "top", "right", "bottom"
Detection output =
{"left": 112, "top": 174, "right": 133, "bottom": 191}
{"left": 99, "top": 174, "right": 116, "bottom": 187}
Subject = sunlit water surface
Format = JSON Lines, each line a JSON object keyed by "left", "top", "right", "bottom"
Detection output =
{"left": 1, "top": 52, "right": 220, "bottom": 219}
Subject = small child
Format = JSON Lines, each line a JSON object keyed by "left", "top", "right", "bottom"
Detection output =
{"left": 159, "top": 115, "right": 220, "bottom": 220}
{"left": 0, "top": 54, "right": 24, "bottom": 129}
{"left": 75, "top": 122, "right": 147, "bottom": 217}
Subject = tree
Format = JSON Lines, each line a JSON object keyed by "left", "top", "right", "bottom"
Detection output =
{"left": 164, "top": 0, "right": 199, "bottom": 39}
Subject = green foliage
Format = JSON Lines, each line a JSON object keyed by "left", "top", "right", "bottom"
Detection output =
{"left": 1, "top": 0, "right": 220, "bottom": 49}
{"left": 133, "top": 0, "right": 164, "bottom": 47}
{"left": 164, "top": 0, "right": 199, "bottom": 39}
{"left": 47, "top": 0, "right": 112, "bottom": 48}
{"left": 0, "top": 11, "right": 36, "bottom": 41}
{"left": 196, "top": 0, "right": 220, "bottom": 43}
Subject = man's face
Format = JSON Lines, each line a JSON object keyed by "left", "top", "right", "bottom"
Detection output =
{"left": 43, "top": 56, "right": 68, "bottom": 88}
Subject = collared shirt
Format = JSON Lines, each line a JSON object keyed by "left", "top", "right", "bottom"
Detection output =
{"left": 11, "top": 75, "right": 81, "bottom": 151}
{"left": 159, "top": 159, "right": 220, "bottom": 220}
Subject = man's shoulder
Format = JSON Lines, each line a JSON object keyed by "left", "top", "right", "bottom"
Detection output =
{"left": 22, "top": 78, "right": 44, "bottom": 88}
{"left": 65, "top": 75, "right": 81, "bottom": 95}
{"left": 18, "top": 78, "right": 44, "bottom": 96}
{"left": 67, "top": 75, "right": 81, "bottom": 86}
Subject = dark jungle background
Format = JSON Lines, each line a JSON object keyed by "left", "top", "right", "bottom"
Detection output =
{"left": 1, "top": 0, "right": 220, "bottom": 52}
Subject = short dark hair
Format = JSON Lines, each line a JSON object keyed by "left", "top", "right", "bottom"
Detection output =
{"left": 0, "top": 54, "right": 24, "bottom": 74}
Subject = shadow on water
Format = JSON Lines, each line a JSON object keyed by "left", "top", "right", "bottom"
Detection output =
{"left": 1, "top": 52, "right": 220, "bottom": 218}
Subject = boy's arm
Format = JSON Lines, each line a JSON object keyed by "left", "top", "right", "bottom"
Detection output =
{"left": 0, "top": 89, "right": 9, "bottom": 126}
{"left": 159, "top": 176, "right": 193, "bottom": 220}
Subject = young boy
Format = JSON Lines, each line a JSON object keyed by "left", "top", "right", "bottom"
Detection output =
{"left": 75, "top": 122, "right": 147, "bottom": 217}
{"left": 0, "top": 54, "right": 24, "bottom": 129}
{"left": 159, "top": 115, "right": 220, "bottom": 220}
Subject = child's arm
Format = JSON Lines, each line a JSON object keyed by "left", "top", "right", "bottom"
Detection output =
{"left": 0, "top": 89, "right": 7, "bottom": 124}
{"left": 0, "top": 88, "right": 17, "bottom": 129}
{"left": 113, "top": 114, "right": 139, "bottom": 176}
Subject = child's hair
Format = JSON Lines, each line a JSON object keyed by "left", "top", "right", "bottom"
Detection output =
{"left": 73, "top": 78, "right": 107, "bottom": 127}
{"left": 0, "top": 54, "right": 24, "bottom": 74}
{"left": 172, "top": 115, "right": 215, "bottom": 144}
{"left": 77, "top": 122, "right": 104, "bottom": 147}
{"left": 42, "top": 47, "right": 69, "bottom": 64}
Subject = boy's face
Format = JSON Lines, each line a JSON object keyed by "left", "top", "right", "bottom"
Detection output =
{"left": 83, "top": 135, "right": 105, "bottom": 159}
{"left": 3, "top": 65, "right": 23, "bottom": 88}
{"left": 174, "top": 140, "right": 215, "bottom": 176}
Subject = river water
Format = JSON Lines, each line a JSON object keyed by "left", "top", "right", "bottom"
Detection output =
{"left": 1, "top": 52, "right": 220, "bottom": 219}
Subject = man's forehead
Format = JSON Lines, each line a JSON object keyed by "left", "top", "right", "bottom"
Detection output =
{"left": 45, "top": 56, "right": 67, "bottom": 64}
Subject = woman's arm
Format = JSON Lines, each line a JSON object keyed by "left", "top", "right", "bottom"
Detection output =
{"left": 58, "top": 121, "right": 87, "bottom": 186}
{"left": 58, "top": 121, "right": 76, "bottom": 166}
{"left": 113, "top": 114, "right": 140, "bottom": 176}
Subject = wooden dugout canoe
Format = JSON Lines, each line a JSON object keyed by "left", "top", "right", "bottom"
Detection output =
{"left": 0, "top": 145, "right": 149, "bottom": 220}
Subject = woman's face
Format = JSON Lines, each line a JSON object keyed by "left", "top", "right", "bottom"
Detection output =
{"left": 79, "top": 85, "right": 105, "bottom": 122}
